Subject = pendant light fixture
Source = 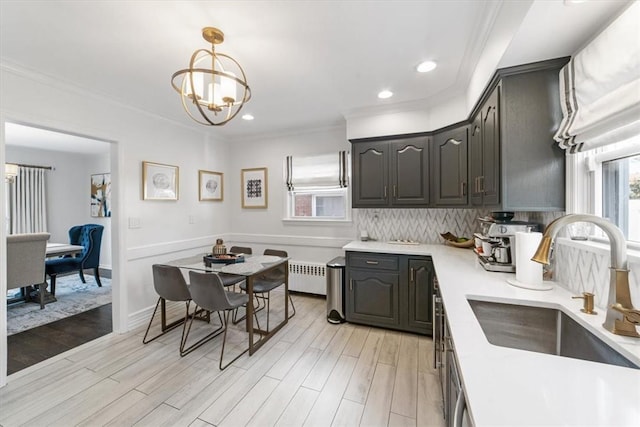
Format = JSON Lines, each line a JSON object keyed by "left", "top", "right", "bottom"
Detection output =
{"left": 171, "top": 27, "right": 251, "bottom": 126}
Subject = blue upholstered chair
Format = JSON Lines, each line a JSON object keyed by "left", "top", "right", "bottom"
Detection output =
{"left": 45, "top": 224, "right": 104, "bottom": 296}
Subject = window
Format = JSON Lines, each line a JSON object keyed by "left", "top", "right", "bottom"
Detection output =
{"left": 601, "top": 151, "right": 640, "bottom": 242}
{"left": 284, "top": 151, "right": 350, "bottom": 222}
{"left": 289, "top": 188, "right": 347, "bottom": 219}
{"left": 571, "top": 135, "right": 640, "bottom": 243}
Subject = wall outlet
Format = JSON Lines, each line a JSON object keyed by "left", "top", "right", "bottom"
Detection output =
{"left": 128, "top": 217, "right": 141, "bottom": 229}
{"left": 188, "top": 215, "right": 196, "bottom": 224}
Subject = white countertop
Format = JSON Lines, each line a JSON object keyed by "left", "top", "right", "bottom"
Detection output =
{"left": 343, "top": 241, "right": 640, "bottom": 426}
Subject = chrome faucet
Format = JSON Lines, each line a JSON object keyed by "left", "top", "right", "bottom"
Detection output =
{"left": 531, "top": 214, "right": 640, "bottom": 338}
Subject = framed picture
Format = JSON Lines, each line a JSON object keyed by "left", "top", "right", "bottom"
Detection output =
{"left": 142, "top": 161, "right": 179, "bottom": 200}
{"left": 91, "top": 173, "right": 111, "bottom": 217}
{"left": 241, "top": 167, "right": 268, "bottom": 208}
{"left": 199, "top": 170, "right": 223, "bottom": 201}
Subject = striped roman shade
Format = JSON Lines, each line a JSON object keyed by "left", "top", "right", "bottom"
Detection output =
{"left": 285, "top": 151, "right": 348, "bottom": 190}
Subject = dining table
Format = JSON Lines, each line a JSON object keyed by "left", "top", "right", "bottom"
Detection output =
{"left": 167, "top": 253, "right": 290, "bottom": 356}
{"left": 46, "top": 243, "right": 84, "bottom": 258}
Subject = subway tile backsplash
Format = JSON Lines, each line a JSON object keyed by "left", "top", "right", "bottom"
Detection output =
{"left": 354, "top": 208, "right": 639, "bottom": 310}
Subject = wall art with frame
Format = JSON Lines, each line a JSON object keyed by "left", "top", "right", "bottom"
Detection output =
{"left": 91, "top": 173, "right": 111, "bottom": 217}
{"left": 241, "top": 167, "right": 268, "bottom": 208}
{"left": 142, "top": 161, "right": 179, "bottom": 200}
{"left": 199, "top": 170, "right": 223, "bottom": 201}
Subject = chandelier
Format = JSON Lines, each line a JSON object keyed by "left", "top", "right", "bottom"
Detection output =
{"left": 171, "top": 27, "right": 251, "bottom": 126}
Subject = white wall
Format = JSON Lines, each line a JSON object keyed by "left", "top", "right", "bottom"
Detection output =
{"left": 227, "top": 126, "right": 356, "bottom": 264}
{"left": 5, "top": 145, "right": 113, "bottom": 268}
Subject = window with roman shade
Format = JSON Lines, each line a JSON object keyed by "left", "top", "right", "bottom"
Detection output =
{"left": 284, "top": 151, "right": 349, "bottom": 220}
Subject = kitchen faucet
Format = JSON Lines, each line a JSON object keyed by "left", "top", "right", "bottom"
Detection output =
{"left": 531, "top": 214, "right": 640, "bottom": 338}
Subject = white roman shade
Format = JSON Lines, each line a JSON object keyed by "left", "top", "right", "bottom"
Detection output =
{"left": 554, "top": 2, "right": 640, "bottom": 153}
{"left": 285, "top": 151, "right": 348, "bottom": 190}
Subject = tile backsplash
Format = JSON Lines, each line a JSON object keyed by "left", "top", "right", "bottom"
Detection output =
{"left": 354, "top": 208, "right": 639, "bottom": 310}
{"left": 353, "top": 208, "right": 562, "bottom": 243}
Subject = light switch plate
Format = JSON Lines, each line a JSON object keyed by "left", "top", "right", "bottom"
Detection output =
{"left": 128, "top": 217, "right": 141, "bottom": 229}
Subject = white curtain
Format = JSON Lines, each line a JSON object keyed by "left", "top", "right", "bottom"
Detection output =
{"left": 554, "top": 2, "right": 640, "bottom": 153}
{"left": 10, "top": 166, "right": 48, "bottom": 234}
{"left": 285, "top": 151, "right": 348, "bottom": 190}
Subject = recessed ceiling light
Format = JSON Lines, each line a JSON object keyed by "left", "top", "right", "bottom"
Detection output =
{"left": 242, "top": 114, "right": 254, "bottom": 121}
{"left": 378, "top": 90, "right": 393, "bottom": 99}
{"left": 416, "top": 61, "right": 437, "bottom": 73}
{"left": 563, "top": 0, "right": 587, "bottom": 5}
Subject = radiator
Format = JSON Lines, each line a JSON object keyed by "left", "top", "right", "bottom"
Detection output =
{"left": 288, "top": 260, "right": 326, "bottom": 295}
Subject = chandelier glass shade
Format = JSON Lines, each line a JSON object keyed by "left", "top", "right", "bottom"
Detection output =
{"left": 171, "top": 27, "right": 251, "bottom": 126}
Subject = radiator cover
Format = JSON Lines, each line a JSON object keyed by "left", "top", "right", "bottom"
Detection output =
{"left": 288, "top": 261, "right": 326, "bottom": 295}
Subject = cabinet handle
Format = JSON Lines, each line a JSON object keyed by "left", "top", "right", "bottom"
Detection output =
{"left": 475, "top": 176, "right": 479, "bottom": 193}
{"left": 480, "top": 176, "right": 485, "bottom": 193}
{"left": 461, "top": 182, "right": 466, "bottom": 196}
{"left": 350, "top": 279, "right": 353, "bottom": 291}
{"left": 365, "top": 260, "right": 379, "bottom": 265}
{"left": 384, "top": 186, "right": 387, "bottom": 198}
{"left": 393, "top": 185, "right": 397, "bottom": 198}
{"left": 410, "top": 267, "right": 415, "bottom": 282}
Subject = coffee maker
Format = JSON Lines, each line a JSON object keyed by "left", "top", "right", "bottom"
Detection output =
{"left": 474, "top": 217, "right": 541, "bottom": 272}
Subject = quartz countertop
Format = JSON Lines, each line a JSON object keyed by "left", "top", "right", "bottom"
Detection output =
{"left": 343, "top": 241, "right": 640, "bottom": 426}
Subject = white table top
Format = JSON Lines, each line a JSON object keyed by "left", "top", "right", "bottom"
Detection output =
{"left": 45, "top": 243, "right": 84, "bottom": 257}
{"left": 343, "top": 241, "right": 640, "bottom": 426}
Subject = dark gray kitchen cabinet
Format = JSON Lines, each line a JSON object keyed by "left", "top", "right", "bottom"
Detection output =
{"left": 470, "top": 86, "right": 500, "bottom": 206}
{"left": 351, "top": 137, "right": 430, "bottom": 208}
{"left": 407, "top": 257, "right": 434, "bottom": 332}
{"left": 433, "top": 125, "right": 468, "bottom": 206}
{"left": 469, "top": 58, "right": 568, "bottom": 211}
{"left": 346, "top": 251, "right": 433, "bottom": 335}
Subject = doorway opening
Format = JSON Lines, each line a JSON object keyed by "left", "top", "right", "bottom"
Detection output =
{"left": 4, "top": 122, "right": 115, "bottom": 374}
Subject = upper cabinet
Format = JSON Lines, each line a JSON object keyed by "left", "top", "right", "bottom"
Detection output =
{"left": 470, "top": 86, "right": 500, "bottom": 207}
{"left": 350, "top": 57, "right": 569, "bottom": 211}
{"left": 352, "top": 136, "right": 430, "bottom": 208}
{"left": 433, "top": 125, "right": 468, "bottom": 206}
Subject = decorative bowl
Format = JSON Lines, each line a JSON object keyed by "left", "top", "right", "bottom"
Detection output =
{"left": 203, "top": 254, "right": 245, "bottom": 267}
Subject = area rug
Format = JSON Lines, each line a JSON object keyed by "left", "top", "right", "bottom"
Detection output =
{"left": 7, "top": 275, "right": 111, "bottom": 335}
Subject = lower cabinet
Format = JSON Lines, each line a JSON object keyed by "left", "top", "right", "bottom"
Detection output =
{"left": 346, "top": 251, "right": 433, "bottom": 335}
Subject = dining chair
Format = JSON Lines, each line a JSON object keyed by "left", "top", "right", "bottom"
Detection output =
{"left": 143, "top": 264, "right": 211, "bottom": 356}
{"left": 184, "top": 271, "right": 262, "bottom": 369}
{"left": 7, "top": 232, "right": 51, "bottom": 309}
{"left": 45, "top": 224, "right": 104, "bottom": 296}
{"left": 238, "top": 248, "right": 295, "bottom": 332}
{"left": 218, "top": 246, "right": 253, "bottom": 288}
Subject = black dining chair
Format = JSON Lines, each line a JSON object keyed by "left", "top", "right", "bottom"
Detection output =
{"left": 143, "top": 264, "right": 210, "bottom": 356}
{"left": 239, "top": 249, "right": 296, "bottom": 332}
{"left": 184, "top": 271, "right": 261, "bottom": 369}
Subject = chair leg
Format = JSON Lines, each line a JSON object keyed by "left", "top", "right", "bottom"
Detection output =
{"left": 143, "top": 298, "right": 189, "bottom": 344}
{"left": 288, "top": 294, "right": 296, "bottom": 319}
{"left": 39, "top": 281, "right": 45, "bottom": 310}
{"left": 94, "top": 268, "right": 103, "bottom": 287}
{"left": 79, "top": 269, "right": 86, "bottom": 284}
{"left": 180, "top": 304, "right": 225, "bottom": 357}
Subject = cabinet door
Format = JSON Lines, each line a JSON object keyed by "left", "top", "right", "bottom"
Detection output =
{"left": 469, "top": 114, "right": 483, "bottom": 206}
{"left": 347, "top": 268, "right": 400, "bottom": 328}
{"left": 433, "top": 126, "right": 468, "bottom": 206}
{"left": 481, "top": 87, "right": 500, "bottom": 206}
{"left": 352, "top": 141, "right": 389, "bottom": 207}
{"left": 407, "top": 258, "right": 434, "bottom": 334}
{"left": 390, "top": 137, "right": 430, "bottom": 206}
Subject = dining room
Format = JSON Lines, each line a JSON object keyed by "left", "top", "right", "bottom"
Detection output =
{"left": 4, "top": 123, "right": 114, "bottom": 373}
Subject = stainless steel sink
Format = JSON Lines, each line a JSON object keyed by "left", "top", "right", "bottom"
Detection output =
{"left": 468, "top": 299, "right": 639, "bottom": 369}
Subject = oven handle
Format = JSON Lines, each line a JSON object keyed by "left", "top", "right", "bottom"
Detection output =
{"left": 453, "top": 387, "right": 467, "bottom": 427}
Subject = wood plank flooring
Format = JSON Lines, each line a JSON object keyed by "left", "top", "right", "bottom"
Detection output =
{"left": 7, "top": 303, "right": 113, "bottom": 374}
{"left": 1, "top": 293, "right": 445, "bottom": 427}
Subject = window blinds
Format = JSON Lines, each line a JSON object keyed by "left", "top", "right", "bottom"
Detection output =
{"left": 554, "top": 2, "right": 640, "bottom": 153}
{"left": 286, "top": 151, "right": 348, "bottom": 190}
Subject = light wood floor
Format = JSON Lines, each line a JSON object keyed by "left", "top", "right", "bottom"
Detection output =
{"left": 1, "top": 292, "right": 445, "bottom": 427}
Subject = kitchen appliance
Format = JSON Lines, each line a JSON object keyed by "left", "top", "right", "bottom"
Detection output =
{"left": 474, "top": 217, "right": 541, "bottom": 272}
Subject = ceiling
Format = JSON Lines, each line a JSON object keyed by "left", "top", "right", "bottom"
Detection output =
{"left": 0, "top": 0, "right": 632, "bottom": 149}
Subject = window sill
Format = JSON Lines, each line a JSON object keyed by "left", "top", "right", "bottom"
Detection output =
{"left": 556, "top": 237, "right": 640, "bottom": 264}
{"left": 282, "top": 218, "right": 353, "bottom": 226}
